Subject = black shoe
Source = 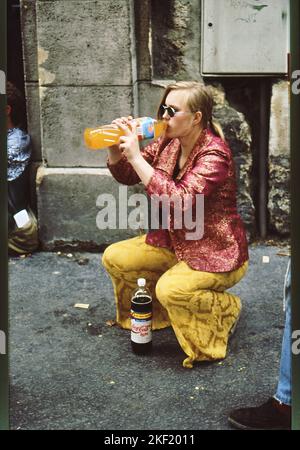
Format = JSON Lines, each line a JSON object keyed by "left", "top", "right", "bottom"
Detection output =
{"left": 228, "top": 398, "right": 291, "bottom": 430}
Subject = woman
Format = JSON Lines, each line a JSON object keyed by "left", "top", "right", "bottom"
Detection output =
{"left": 102, "top": 81, "right": 249, "bottom": 368}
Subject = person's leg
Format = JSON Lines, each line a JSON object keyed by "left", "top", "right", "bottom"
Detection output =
{"left": 228, "top": 261, "right": 291, "bottom": 430}
{"left": 274, "top": 260, "right": 291, "bottom": 406}
{"left": 155, "top": 260, "right": 249, "bottom": 368}
{"left": 102, "top": 234, "right": 178, "bottom": 330}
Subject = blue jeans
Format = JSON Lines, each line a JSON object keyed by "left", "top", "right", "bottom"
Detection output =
{"left": 274, "top": 260, "right": 291, "bottom": 406}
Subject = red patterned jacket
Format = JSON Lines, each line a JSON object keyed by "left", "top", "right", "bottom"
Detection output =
{"left": 107, "top": 129, "right": 249, "bottom": 272}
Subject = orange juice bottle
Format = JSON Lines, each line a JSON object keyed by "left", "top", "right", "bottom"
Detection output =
{"left": 84, "top": 117, "right": 166, "bottom": 150}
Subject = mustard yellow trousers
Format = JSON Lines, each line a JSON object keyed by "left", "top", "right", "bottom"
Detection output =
{"left": 102, "top": 234, "right": 248, "bottom": 368}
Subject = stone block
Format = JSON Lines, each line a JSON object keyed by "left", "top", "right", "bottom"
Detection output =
{"left": 134, "top": 0, "right": 152, "bottom": 81}
{"left": 268, "top": 80, "right": 290, "bottom": 235}
{"left": 211, "top": 85, "right": 255, "bottom": 235}
{"left": 36, "top": 0, "right": 132, "bottom": 86}
{"left": 39, "top": 85, "right": 133, "bottom": 167}
{"left": 151, "top": 0, "right": 202, "bottom": 80}
{"left": 25, "top": 82, "right": 42, "bottom": 161}
{"left": 138, "top": 81, "right": 166, "bottom": 117}
{"left": 36, "top": 167, "right": 147, "bottom": 250}
{"left": 269, "top": 81, "right": 290, "bottom": 158}
{"left": 20, "top": 0, "right": 39, "bottom": 82}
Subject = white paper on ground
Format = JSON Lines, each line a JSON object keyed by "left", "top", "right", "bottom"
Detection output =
{"left": 14, "top": 209, "right": 30, "bottom": 228}
{"left": 74, "top": 303, "right": 90, "bottom": 309}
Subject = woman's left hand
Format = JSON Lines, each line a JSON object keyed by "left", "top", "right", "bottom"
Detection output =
{"left": 114, "top": 119, "right": 141, "bottom": 163}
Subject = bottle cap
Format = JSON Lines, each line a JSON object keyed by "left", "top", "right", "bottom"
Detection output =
{"left": 137, "top": 278, "right": 146, "bottom": 287}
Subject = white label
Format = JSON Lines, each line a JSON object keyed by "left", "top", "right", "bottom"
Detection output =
{"left": 14, "top": 209, "right": 30, "bottom": 228}
{"left": 131, "top": 318, "right": 152, "bottom": 344}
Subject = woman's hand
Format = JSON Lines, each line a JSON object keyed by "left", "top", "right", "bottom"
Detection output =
{"left": 113, "top": 117, "right": 141, "bottom": 164}
{"left": 108, "top": 116, "right": 132, "bottom": 152}
{"left": 107, "top": 116, "right": 133, "bottom": 165}
{"left": 111, "top": 116, "right": 154, "bottom": 186}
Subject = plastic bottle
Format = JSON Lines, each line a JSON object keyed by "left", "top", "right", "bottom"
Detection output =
{"left": 131, "top": 278, "right": 152, "bottom": 355}
{"left": 84, "top": 117, "right": 166, "bottom": 150}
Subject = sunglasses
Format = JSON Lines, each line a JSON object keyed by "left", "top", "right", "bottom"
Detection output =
{"left": 159, "top": 104, "right": 192, "bottom": 118}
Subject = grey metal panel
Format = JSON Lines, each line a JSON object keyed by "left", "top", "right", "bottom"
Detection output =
{"left": 201, "top": 0, "right": 289, "bottom": 75}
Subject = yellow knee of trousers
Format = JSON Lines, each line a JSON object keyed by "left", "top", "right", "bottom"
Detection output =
{"left": 101, "top": 244, "right": 116, "bottom": 271}
{"left": 155, "top": 276, "right": 174, "bottom": 308}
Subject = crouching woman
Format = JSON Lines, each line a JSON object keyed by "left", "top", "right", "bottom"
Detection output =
{"left": 102, "top": 81, "right": 249, "bottom": 368}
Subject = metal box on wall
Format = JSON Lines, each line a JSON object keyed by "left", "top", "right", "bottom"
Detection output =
{"left": 201, "top": 0, "right": 289, "bottom": 76}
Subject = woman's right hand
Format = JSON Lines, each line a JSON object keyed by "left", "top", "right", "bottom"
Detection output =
{"left": 107, "top": 116, "right": 133, "bottom": 162}
{"left": 112, "top": 116, "right": 133, "bottom": 140}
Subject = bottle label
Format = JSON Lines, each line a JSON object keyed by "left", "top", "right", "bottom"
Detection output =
{"left": 131, "top": 310, "right": 152, "bottom": 344}
{"left": 135, "top": 117, "right": 155, "bottom": 140}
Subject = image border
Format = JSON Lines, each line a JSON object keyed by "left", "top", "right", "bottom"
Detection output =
{"left": 0, "top": 0, "right": 8, "bottom": 432}
{"left": 0, "top": 0, "right": 299, "bottom": 431}
{"left": 291, "top": 0, "right": 300, "bottom": 432}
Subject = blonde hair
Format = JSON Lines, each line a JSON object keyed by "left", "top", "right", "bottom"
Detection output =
{"left": 157, "top": 80, "right": 225, "bottom": 141}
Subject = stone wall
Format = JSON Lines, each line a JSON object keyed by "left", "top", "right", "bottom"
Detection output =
{"left": 35, "top": 0, "right": 134, "bottom": 168}
{"left": 151, "top": 0, "right": 202, "bottom": 80}
{"left": 21, "top": 0, "right": 139, "bottom": 250}
{"left": 36, "top": 167, "right": 146, "bottom": 250}
{"left": 20, "top": 0, "right": 41, "bottom": 162}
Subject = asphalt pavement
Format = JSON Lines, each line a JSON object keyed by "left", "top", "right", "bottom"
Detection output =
{"left": 8, "top": 243, "right": 290, "bottom": 430}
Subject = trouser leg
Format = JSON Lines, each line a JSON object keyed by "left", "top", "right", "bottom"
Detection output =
{"left": 102, "top": 234, "right": 178, "bottom": 330}
{"left": 155, "top": 260, "right": 249, "bottom": 368}
{"left": 275, "top": 261, "right": 292, "bottom": 405}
